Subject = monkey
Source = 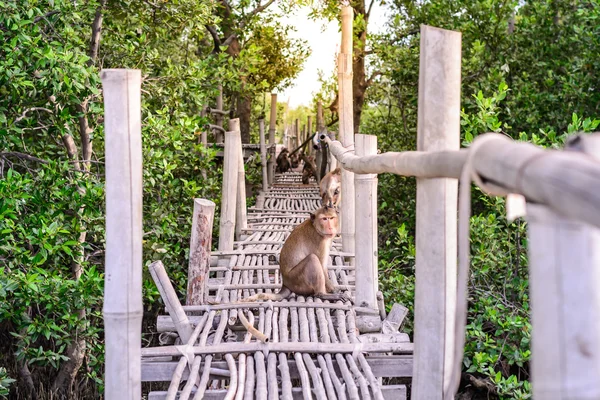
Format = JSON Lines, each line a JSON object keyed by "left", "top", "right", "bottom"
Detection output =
{"left": 319, "top": 167, "right": 341, "bottom": 209}
{"left": 289, "top": 152, "right": 300, "bottom": 169}
{"left": 300, "top": 153, "right": 317, "bottom": 184}
{"left": 276, "top": 148, "right": 290, "bottom": 173}
{"left": 239, "top": 206, "right": 351, "bottom": 303}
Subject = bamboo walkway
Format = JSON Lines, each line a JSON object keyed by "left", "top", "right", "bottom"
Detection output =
{"left": 141, "top": 172, "right": 413, "bottom": 399}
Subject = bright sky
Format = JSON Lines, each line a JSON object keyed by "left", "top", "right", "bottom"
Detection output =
{"left": 278, "top": 4, "right": 389, "bottom": 108}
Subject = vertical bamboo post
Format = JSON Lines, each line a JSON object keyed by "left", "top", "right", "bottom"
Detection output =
{"left": 338, "top": 5, "right": 355, "bottom": 255}
{"left": 354, "top": 134, "right": 378, "bottom": 310}
{"left": 412, "top": 25, "right": 461, "bottom": 400}
{"left": 259, "top": 119, "right": 268, "bottom": 192}
{"left": 216, "top": 85, "right": 224, "bottom": 143}
{"left": 268, "top": 94, "right": 277, "bottom": 185}
{"left": 526, "top": 134, "right": 600, "bottom": 399}
{"left": 316, "top": 102, "right": 325, "bottom": 181}
{"left": 295, "top": 119, "right": 299, "bottom": 150}
{"left": 219, "top": 120, "right": 240, "bottom": 251}
{"left": 101, "top": 69, "right": 143, "bottom": 400}
{"left": 187, "top": 199, "right": 216, "bottom": 305}
{"left": 233, "top": 118, "right": 247, "bottom": 239}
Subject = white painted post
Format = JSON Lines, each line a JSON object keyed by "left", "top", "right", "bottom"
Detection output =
{"left": 259, "top": 119, "right": 268, "bottom": 192}
{"left": 338, "top": 5, "right": 355, "bottom": 255}
{"left": 233, "top": 119, "right": 248, "bottom": 239}
{"left": 219, "top": 121, "right": 239, "bottom": 251}
{"left": 187, "top": 199, "right": 216, "bottom": 305}
{"left": 354, "top": 134, "right": 378, "bottom": 309}
{"left": 527, "top": 205, "right": 600, "bottom": 399}
{"left": 412, "top": 25, "right": 461, "bottom": 400}
{"left": 268, "top": 94, "right": 277, "bottom": 185}
{"left": 101, "top": 69, "right": 143, "bottom": 400}
{"left": 526, "top": 134, "right": 600, "bottom": 400}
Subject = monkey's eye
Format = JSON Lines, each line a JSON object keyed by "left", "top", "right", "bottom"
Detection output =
{"left": 334, "top": 189, "right": 339, "bottom": 195}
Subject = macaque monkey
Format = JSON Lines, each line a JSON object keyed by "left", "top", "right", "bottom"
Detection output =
{"left": 301, "top": 153, "right": 317, "bottom": 184}
{"left": 289, "top": 152, "right": 300, "bottom": 169}
{"left": 276, "top": 148, "right": 290, "bottom": 173}
{"left": 240, "top": 207, "right": 351, "bottom": 303}
{"left": 319, "top": 167, "right": 341, "bottom": 209}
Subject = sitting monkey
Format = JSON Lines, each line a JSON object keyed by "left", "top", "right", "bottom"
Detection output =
{"left": 276, "top": 148, "right": 290, "bottom": 173}
{"left": 241, "top": 206, "right": 351, "bottom": 303}
{"left": 289, "top": 152, "right": 300, "bottom": 169}
{"left": 319, "top": 167, "right": 341, "bottom": 209}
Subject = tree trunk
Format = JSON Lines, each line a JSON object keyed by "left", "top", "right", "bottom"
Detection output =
{"left": 237, "top": 94, "right": 252, "bottom": 143}
{"left": 352, "top": 0, "right": 368, "bottom": 134}
{"left": 53, "top": 0, "right": 105, "bottom": 394}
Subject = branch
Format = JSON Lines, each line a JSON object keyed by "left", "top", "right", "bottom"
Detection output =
{"left": 33, "top": 10, "right": 60, "bottom": 23}
{"left": 205, "top": 25, "right": 222, "bottom": 53}
{"left": 222, "top": 33, "right": 237, "bottom": 47}
{"left": 366, "top": 0, "right": 376, "bottom": 19}
{"left": 14, "top": 107, "right": 53, "bottom": 124}
{"left": 88, "top": 0, "right": 107, "bottom": 64}
{"left": 366, "top": 70, "right": 382, "bottom": 87}
{"left": 240, "top": 0, "right": 276, "bottom": 29}
{"left": 0, "top": 152, "right": 49, "bottom": 164}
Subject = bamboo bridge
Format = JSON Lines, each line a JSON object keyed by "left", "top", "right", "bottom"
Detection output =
{"left": 101, "top": 22, "right": 600, "bottom": 400}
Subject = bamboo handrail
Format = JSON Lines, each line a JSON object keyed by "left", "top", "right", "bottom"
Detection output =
{"left": 323, "top": 132, "right": 600, "bottom": 230}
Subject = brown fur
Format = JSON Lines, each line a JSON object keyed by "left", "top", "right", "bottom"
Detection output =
{"left": 276, "top": 148, "right": 290, "bottom": 173}
{"left": 240, "top": 207, "right": 351, "bottom": 303}
{"left": 289, "top": 152, "right": 300, "bottom": 169}
{"left": 301, "top": 153, "right": 317, "bottom": 184}
{"left": 319, "top": 167, "right": 341, "bottom": 208}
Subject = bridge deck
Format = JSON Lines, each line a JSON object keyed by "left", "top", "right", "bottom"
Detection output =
{"left": 142, "top": 172, "right": 412, "bottom": 399}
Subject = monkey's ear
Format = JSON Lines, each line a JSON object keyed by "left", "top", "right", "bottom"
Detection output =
{"left": 310, "top": 213, "right": 315, "bottom": 221}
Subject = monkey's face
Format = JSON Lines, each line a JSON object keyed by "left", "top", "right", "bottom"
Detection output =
{"left": 311, "top": 208, "right": 339, "bottom": 238}
{"left": 320, "top": 179, "right": 341, "bottom": 209}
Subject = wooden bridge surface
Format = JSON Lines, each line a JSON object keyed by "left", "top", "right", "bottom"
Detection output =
{"left": 142, "top": 172, "right": 412, "bottom": 400}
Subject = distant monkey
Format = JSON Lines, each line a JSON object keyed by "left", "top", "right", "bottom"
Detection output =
{"left": 240, "top": 207, "right": 351, "bottom": 303}
{"left": 319, "top": 167, "right": 341, "bottom": 209}
{"left": 276, "top": 148, "right": 290, "bottom": 173}
{"left": 289, "top": 152, "right": 300, "bottom": 169}
{"left": 301, "top": 153, "right": 317, "bottom": 184}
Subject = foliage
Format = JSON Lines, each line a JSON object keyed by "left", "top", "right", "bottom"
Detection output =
{"left": 0, "top": 0, "right": 290, "bottom": 396}
{"left": 0, "top": 367, "right": 15, "bottom": 398}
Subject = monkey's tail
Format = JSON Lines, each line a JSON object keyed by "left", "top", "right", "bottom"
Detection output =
{"left": 239, "top": 287, "right": 292, "bottom": 302}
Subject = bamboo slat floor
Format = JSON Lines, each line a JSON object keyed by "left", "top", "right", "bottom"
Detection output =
{"left": 142, "top": 172, "right": 412, "bottom": 399}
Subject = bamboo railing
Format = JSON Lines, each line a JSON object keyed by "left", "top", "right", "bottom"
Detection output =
{"left": 322, "top": 24, "right": 600, "bottom": 400}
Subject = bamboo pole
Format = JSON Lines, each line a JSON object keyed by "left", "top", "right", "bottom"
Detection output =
{"left": 219, "top": 122, "right": 239, "bottom": 251}
{"left": 412, "top": 25, "right": 461, "bottom": 400}
{"left": 294, "top": 119, "right": 299, "bottom": 151}
{"left": 187, "top": 199, "right": 215, "bottom": 305}
{"left": 148, "top": 261, "right": 193, "bottom": 344}
{"left": 259, "top": 119, "right": 268, "bottom": 192}
{"left": 354, "top": 134, "right": 378, "bottom": 309}
{"left": 268, "top": 94, "right": 277, "bottom": 185}
{"left": 526, "top": 134, "right": 600, "bottom": 399}
{"left": 234, "top": 118, "right": 248, "bottom": 239}
{"left": 101, "top": 69, "right": 143, "bottom": 400}
{"left": 338, "top": 5, "right": 355, "bottom": 255}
